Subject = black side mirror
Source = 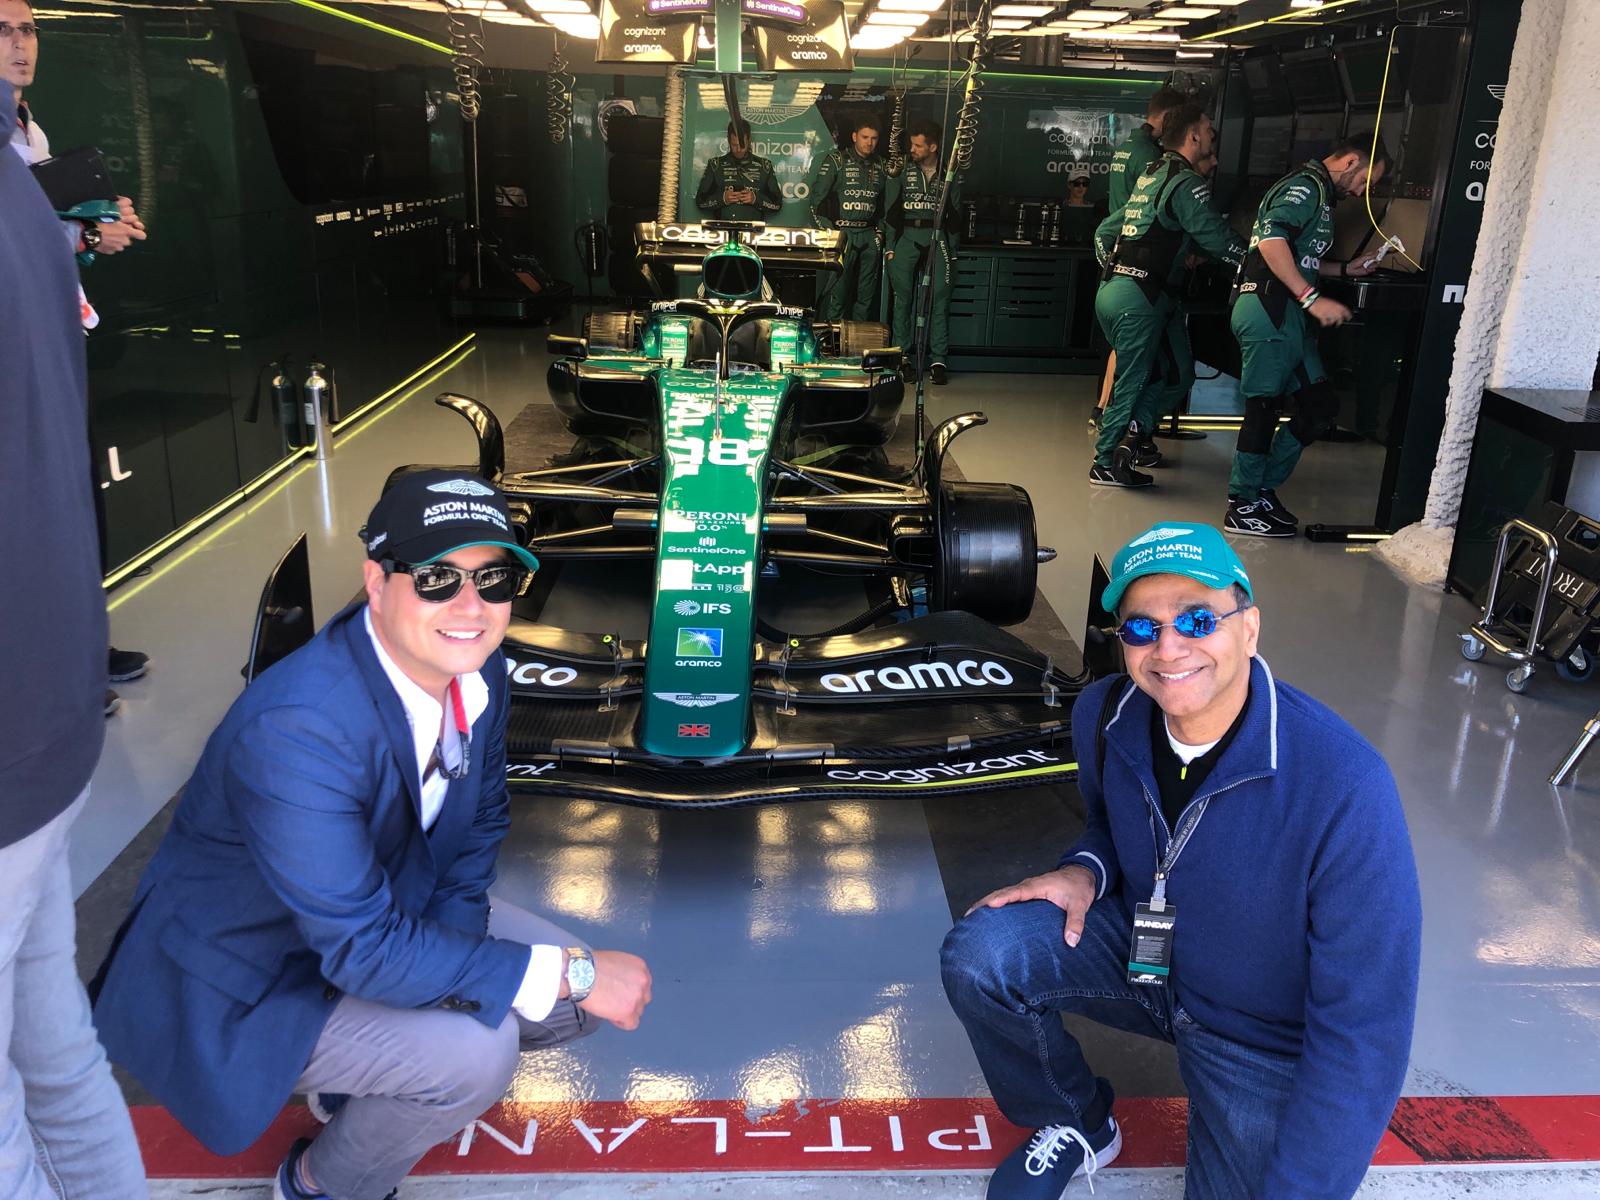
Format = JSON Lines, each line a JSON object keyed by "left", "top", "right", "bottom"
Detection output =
{"left": 548, "top": 334, "right": 589, "bottom": 361}
{"left": 862, "top": 346, "right": 903, "bottom": 373}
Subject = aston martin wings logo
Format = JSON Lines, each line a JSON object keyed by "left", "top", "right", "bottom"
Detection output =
{"left": 1487, "top": 85, "right": 1507, "bottom": 102}
{"left": 745, "top": 104, "right": 816, "bottom": 126}
{"left": 1128, "top": 526, "right": 1194, "bottom": 547}
{"left": 655, "top": 692, "right": 739, "bottom": 708}
{"left": 427, "top": 478, "right": 496, "bottom": 497}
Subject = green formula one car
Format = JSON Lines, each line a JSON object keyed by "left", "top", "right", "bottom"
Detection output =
{"left": 386, "top": 223, "right": 1086, "bottom": 807}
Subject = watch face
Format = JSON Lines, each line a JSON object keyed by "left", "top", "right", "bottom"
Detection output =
{"left": 568, "top": 953, "right": 596, "bottom": 994}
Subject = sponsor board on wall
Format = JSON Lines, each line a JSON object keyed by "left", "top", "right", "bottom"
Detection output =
{"left": 597, "top": 0, "right": 698, "bottom": 64}
{"left": 751, "top": 0, "right": 853, "bottom": 72}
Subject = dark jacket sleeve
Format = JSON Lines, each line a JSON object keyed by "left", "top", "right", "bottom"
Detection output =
{"left": 756, "top": 159, "right": 783, "bottom": 214}
{"left": 225, "top": 705, "right": 529, "bottom": 1026}
{"left": 1257, "top": 760, "right": 1422, "bottom": 1198}
{"left": 424, "top": 667, "right": 511, "bottom": 936}
{"left": 1056, "top": 679, "right": 1123, "bottom": 898}
{"left": 809, "top": 152, "right": 839, "bottom": 228}
{"left": 695, "top": 157, "right": 724, "bottom": 214}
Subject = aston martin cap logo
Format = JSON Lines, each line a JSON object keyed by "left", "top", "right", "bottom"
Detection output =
{"left": 427, "top": 478, "right": 497, "bottom": 497}
{"left": 1128, "top": 525, "right": 1194, "bottom": 548}
{"left": 361, "top": 469, "right": 541, "bottom": 573}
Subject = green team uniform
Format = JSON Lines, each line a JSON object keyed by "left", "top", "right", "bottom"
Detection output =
{"left": 1091, "top": 153, "right": 1244, "bottom": 466}
{"left": 1228, "top": 159, "right": 1338, "bottom": 501}
{"left": 809, "top": 147, "right": 889, "bottom": 321}
{"left": 1107, "top": 121, "right": 1163, "bottom": 214}
{"left": 695, "top": 151, "right": 784, "bottom": 222}
{"left": 888, "top": 161, "right": 959, "bottom": 362}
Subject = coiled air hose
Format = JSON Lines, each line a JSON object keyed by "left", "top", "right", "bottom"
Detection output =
{"left": 547, "top": 35, "right": 574, "bottom": 145}
{"left": 659, "top": 65, "right": 686, "bottom": 222}
{"left": 444, "top": 4, "right": 484, "bottom": 123}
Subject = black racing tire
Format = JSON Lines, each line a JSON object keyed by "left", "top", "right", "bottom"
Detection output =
{"left": 608, "top": 153, "right": 664, "bottom": 209}
{"left": 839, "top": 319, "right": 891, "bottom": 358}
{"left": 606, "top": 112, "right": 665, "bottom": 157}
{"left": 581, "top": 310, "right": 639, "bottom": 351}
{"left": 932, "top": 480, "right": 1038, "bottom": 627}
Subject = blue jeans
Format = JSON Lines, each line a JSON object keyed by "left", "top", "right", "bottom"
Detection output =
{"left": 1, "top": 792, "right": 148, "bottom": 1200}
{"left": 941, "top": 898, "right": 1298, "bottom": 1199}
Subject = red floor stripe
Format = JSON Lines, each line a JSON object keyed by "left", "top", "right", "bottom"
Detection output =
{"left": 132, "top": 1095, "right": 1600, "bottom": 1176}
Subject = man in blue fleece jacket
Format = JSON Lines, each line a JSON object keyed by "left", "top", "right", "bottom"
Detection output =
{"left": 941, "top": 522, "right": 1421, "bottom": 1199}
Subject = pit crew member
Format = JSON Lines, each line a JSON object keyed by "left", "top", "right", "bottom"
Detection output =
{"left": 809, "top": 115, "right": 890, "bottom": 321}
{"left": 1224, "top": 135, "right": 1389, "bottom": 537}
{"left": 1091, "top": 104, "right": 1244, "bottom": 488}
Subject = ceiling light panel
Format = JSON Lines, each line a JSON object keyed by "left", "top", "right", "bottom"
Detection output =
{"left": 991, "top": 18, "right": 1033, "bottom": 29}
{"left": 993, "top": 3, "right": 1056, "bottom": 14}
{"left": 1158, "top": 6, "right": 1221, "bottom": 15}
{"left": 873, "top": 0, "right": 945, "bottom": 9}
{"left": 867, "top": 10, "right": 931, "bottom": 23}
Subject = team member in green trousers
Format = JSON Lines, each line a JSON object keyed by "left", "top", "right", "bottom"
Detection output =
{"left": 1093, "top": 85, "right": 1189, "bottom": 431}
{"left": 887, "top": 120, "right": 959, "bottom": 385}
{"left": 1091, "top": 103, "right": 1244, "bottom": 488}
{"left": 1224, "top": 135, "right": 1389, "bottom": 537}
{"left": 694, "top": 118, "right": 783, "bottom": 223}
{"left": 809, "top": 116, "right": 890, "bottom": 321}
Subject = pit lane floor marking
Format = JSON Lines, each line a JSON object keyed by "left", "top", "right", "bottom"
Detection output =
{"left": 132, "top": 1095, "right": 1600, "bottom": 1176}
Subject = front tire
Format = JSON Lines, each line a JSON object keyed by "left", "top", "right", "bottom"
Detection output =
{"left": 932, "top": 480, "right": 1038, "bottom": 626}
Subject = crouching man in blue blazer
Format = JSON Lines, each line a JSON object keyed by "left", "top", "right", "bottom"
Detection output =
{"left": 91, "top": 472, "right": 653, "bottom": 1200}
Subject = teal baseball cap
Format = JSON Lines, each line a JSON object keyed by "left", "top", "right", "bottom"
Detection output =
{"left": 1101, "top": 522, "right": 1253, "bottom": 613}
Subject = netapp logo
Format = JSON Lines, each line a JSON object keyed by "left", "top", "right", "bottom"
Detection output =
{"left": 827, "top": 749, "right": 1062, "bottom": 784}
{"left": 819, "top": 660, "right": 1016, "bottom": 694}
{"left": 504, "top": 659, "right": 578, "bottom": 687}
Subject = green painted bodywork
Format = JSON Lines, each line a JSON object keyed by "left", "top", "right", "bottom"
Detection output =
{"left": 641, "top": 366, "right": 792, "bottom": 758}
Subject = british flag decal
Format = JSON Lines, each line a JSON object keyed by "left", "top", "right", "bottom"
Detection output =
{"left": 678, "top": 723, "right": 711, "bottom": 738}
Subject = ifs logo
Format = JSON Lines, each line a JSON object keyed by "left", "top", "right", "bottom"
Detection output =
{"left": 676, "top": 628, "right": 724, "bottom": 658}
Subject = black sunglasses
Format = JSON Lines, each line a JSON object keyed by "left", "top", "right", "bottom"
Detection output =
{"left": 384, "top": 559, "right": 528, "bottom": 604}
{"left": 1116, "top": 602, "right": 1251, "bottom": 647}
{"left": 1070, "top": 179, "right": 1090, "bottom": 187}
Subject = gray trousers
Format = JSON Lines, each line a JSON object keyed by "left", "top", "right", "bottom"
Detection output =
{"left": 294, "top": 898, "right": 593, "bottom": 1200}
{"left": 1, "top": 792, "right": 149, "bottom": 1200}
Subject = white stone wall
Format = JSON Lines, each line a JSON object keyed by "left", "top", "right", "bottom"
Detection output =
{"left": 1379, "top": 0, "right": 1600, "bottom": 588}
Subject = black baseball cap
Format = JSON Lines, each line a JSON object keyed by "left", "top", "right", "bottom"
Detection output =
{"left": 360, "top": 470, "right": 540, "bottom": 572}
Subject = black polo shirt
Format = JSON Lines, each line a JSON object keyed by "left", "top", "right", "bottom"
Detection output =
{"left": 1150, "top": 695, "right": 1248, "bottom": 834}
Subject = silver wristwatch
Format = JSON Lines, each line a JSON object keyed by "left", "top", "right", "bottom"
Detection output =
{"left": 564, "top": 946, "right": 596, "bottom": 1003}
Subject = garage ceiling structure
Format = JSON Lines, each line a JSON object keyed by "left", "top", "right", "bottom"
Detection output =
{"left": 350, "top": 0, "right": 1468, "bottom": 63}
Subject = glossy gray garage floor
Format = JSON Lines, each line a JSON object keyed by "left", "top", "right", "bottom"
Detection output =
{"left": 91, "top": 329, "right": 1600, "bottom": 1195}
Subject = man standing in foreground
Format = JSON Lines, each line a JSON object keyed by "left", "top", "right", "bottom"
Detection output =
{"left": 92, "top": 473, "right": 652, "bottom": 1200}
{"left": 942, "top": 522, "right": 1421, "bottom": 1198}
{"left": 1224, "top": 135, "right": 1389, "bottom": 537}
{"left": 0, "top": 75, "right": 149, "bottom": 1200}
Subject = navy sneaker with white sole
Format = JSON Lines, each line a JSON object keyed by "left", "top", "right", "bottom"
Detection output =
{"left": 985, "top": 1116, "right": 1122, "bottom": 1198}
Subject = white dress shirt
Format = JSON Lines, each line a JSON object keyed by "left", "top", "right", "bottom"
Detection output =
{"left": 363, "top": 609, "right": 563, "bottom": 1022}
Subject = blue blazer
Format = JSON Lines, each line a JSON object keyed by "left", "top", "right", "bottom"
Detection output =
{"left": 91, "top": 603, "right": 531, "bottom": 1155}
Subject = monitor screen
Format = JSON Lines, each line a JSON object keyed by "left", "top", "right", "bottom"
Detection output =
{"left": 1290, "top": 111, "right": 1343, "bottom": 165}
{"left": 1242, "top": 55, "right": 1292, "bottom": 115}
{"left": 1282, "top": 49, "right": 1345, "bottom": 111}
{"left": 1247, "top": 114, "right": 1294, "bottom": 177}
{"left": 1337, "top": 39, "right": 1396, "bottom": 108}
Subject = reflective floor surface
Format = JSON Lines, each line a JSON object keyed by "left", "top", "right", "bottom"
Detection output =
{"left": 85, "top": 330, "right": 1600, "bottom": 1191}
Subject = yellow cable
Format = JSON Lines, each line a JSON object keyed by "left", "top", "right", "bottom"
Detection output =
{"left": 1364, "top": 26, "right": 1423, "bottom": 272}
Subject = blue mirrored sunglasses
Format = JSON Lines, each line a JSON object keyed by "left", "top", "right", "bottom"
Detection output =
{"left": 1115, "top": 602, "right": 1251, "bottom": 647}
